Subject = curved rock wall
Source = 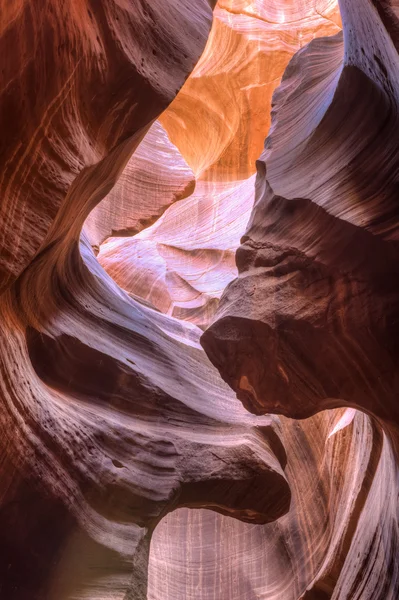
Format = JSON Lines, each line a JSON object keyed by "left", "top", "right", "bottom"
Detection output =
{"left": 0, "top": 0, "right": 216, "bottom": 291}
{"left": 201, "top": 0, "right": 399, "bottom": 597}
{"left": 150, "top": 410, "right": 398, "bottom": 600}
{"left": 202, "top": 0, "right": 399, "bottom": 431}
{"left": 2, "top": 2, "right": 285, "bottom": 598}
{"left": 97, "top": 0, "right": 341, "bottom": 328}
{"left": 0, "top": 1, "right": 398, "bottom": 599}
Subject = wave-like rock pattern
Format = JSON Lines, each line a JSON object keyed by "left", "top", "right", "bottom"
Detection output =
{"left": 0, "top": 0, "right": 215, "bottom": 291}
{"left": 0, "top": 1, "right": 291, "bottom": 599}
{"left": 150, "top": 409, "right": 398, "bottom": 600}
{"left": 202, "top": 0, "right": 399, "bottom": 430}
{"left": 202, "top": 1, "right": 399, "bottom": 595}
{"left": 98, "top": 177, "right": 255, "bottom": 327}
{"left": 97, "top": 0, "right": 341, "bottom": 329}
{"left": 84, "top": 121, "right": 195, "bottom": 251}
{"left": 1, "top": 0, "right": 398, "bottom": 599}
{"left": 161, "top": 0, "right": 341, "bottom": 181}
{"left": 0, "top": 231, "right": 289, "bottom": 599}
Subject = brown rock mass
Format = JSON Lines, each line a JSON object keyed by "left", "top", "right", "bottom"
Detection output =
{"left": 202, "top": 0, "right": 399, "bottom": 432}
{"left": 1, "top": 0, "right": 398, "bottom": 599}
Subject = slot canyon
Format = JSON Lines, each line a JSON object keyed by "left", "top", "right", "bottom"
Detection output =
{"left": 0, "top": 0, "right": 398, "bottom": 599}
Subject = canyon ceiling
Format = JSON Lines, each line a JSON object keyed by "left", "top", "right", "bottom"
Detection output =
{"left": 0, "top": 1, "right": 398, "bottom": 599}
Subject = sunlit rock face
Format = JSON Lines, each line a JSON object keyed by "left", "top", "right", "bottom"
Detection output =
{"left": 84, "top": 121, "right": 196, "bottom": 251}
{"left": 98, "top": 0, "right": 341, "bottom": 328}
{"left": 161, "top": 0, "right": 341, "bottom": 182}
{"left": 98, "top": 177, "right": 255, "bottom": 327}
{"left": 0, "top": 1, "right": 398, "bottom": 600}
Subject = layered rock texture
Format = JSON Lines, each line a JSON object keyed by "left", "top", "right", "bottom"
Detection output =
{"left": 0, "top": 1, "right": 398, "bottom": 600}
{"left": 201, "top": 0, "right": 399, "bottom": 597}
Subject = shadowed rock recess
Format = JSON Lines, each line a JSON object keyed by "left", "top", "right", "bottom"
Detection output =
{"left": 0, "top": 1, "right": 397, "bottom": 600}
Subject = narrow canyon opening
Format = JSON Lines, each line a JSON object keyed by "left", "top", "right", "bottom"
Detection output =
{"left": 86, "top": 0, "right": 343, "bottom": 332}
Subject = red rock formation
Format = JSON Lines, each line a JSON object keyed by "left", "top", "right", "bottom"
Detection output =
{"left": 0, "top": 0, "right": 215, "bottom": 291}
{"left": 0, "top": 242, "right": 289, "bottom": 598}
{"left": 1, "top": 0, "right": 398, "bottom": 599}
{"left": 98, "top": 177, "right": 255, "bottom": 327}
{"left": 0, "top": 2, "right": 290, "bottom": 599}
{"left": 201, "top": 1, "right": 399, "bottom": 596}
{"left": 150, "top": 409, "right": 398, "bottom": 600}
{"left": 84, "top": 121, "right": 196, "bottom": 251}
{"left": 202, "top": 0, "right": 399, "bottom": 432}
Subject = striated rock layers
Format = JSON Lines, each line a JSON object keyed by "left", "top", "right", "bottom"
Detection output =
{"left": 150, "top": 408, "right": 398, "bottom": 600}
{"left": 0, "top": 1, "right": 289, "bottom": 599}
{"left": 96, "top": 1, "right": 341, "bottom": 328}
{"left": 0, "top": 0, "right": 216, "bottom": 291}
{"left": 201, "top": 0, "right": 399, "bottom": 597}
{"left": 202, "top": 0, "right": 399, "bottom": 431}
{"left": 0, "top": 1, "right": 398, "bottom": 600}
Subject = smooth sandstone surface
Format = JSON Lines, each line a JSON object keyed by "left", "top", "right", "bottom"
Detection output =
{"left": 0, "top": 0, "right": 215, "bottom": 291}
{"left": 200, "top": 1, "right": 399, "bottom": 596}
{"left": 84, "top": 121, "right": 196, "bottom": 251}
{"left": 0, "top": 0, "right": 398, "bottom": 599}
{"left": 98, "top": 0, "right": 341, "bottom": 329}
{"left": 150, "top": 409, "right": 398, "bottom": 600}
{"left": 202, "top": 0, "right": 399, "bottom": 429}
